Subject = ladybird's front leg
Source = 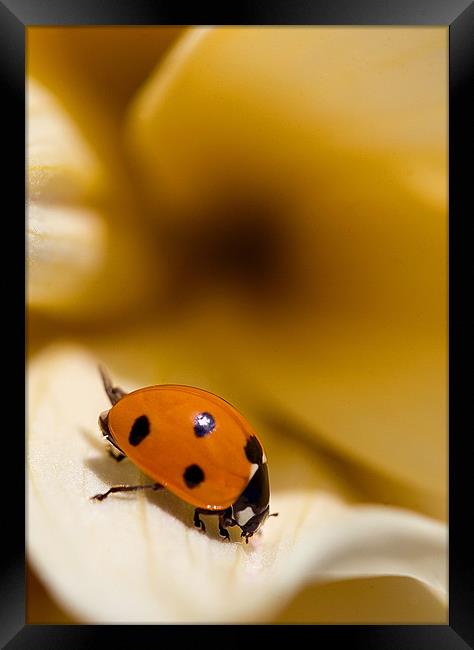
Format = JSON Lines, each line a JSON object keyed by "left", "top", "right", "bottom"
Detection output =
{"left": 107, "top": 447, "right": 126, "bottom": 462}
{"left": 193, "top": 508, "right": 207, "bottom": 533}
{"left": 220, "top": 507, "right": 238, "bottom": 528}
{"left": 218, "top": 513, "right": 231, "bottom": 541}
{"left": 218, "top": 507, "right": 239, "bottom": 540}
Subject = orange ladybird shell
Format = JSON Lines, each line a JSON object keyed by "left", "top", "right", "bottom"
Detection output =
{"left": 107, "top": 385, "right": 263, "bottom": 510}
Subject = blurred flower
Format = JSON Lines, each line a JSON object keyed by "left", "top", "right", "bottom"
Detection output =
{"left": 27, "top": 27, "right": 447, "bottom": 623}
{"left": 127, "top": 27, "right": 447, "bottom": 517}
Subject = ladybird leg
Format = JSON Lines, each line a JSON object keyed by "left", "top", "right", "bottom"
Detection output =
{"left": 220, "top": 507, "right": 240, "bottom": 530}
{"left": 107, "top": 448, "right": 126, "bottom": 463}
{"left": 91, "top": 483, "right": 163, "bottom": 501}
{"left": 221, "top": 507, "right": 239, "bottom": 529}
{"left": 193, "top": 508, "right": 207, "bottom": 533}
{"left": 218, "top": 514, "right": 231, "bottom": 541}
{"left": 103, "top": 432, "right": 126, "bottom": 460}
{"left": 99, "top": 365, "right": 127, "bottom": 405}
{"left": 99, "top": 412, "right": 127, "bottom": 459}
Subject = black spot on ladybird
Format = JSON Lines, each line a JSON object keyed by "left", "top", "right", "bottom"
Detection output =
{"left": 244, "top": 435, "right": 263, "bottom": 465}
{"left": 193, "top": 412, "right": 215, "bottom": 437}
{"left": 129, "top": 415, "right": 150, "bottom": 446}
{"left": 184, "top": 464, "right": 205, "bottom": 488}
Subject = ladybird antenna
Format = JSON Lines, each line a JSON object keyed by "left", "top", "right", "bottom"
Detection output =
{"left": 269, "top": 512, "right": 279, "bottom": 517}
{"left": 98, "top": 364, "right": 111, "bottom": 388}
{"left": 98, "top": 364, "right": 127, "bottom": 405}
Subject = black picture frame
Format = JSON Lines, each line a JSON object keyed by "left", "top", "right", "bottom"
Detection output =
{"left": 5, "top": 0, "right": 472, "bottom": 647}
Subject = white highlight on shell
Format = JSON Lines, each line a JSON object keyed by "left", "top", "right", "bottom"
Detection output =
{"left": 196, "top": 413, "right": 213, "bottom": 428}
{"left": 249, "top": 463, "right": 259, "bottom": 480}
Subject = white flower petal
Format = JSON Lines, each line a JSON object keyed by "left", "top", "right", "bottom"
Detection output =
{"left": 28, "top": 344, "right": 447, "bottom": 622}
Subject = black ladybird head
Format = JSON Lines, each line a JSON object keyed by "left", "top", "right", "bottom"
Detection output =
{"left": 232, "top": 463, "right": 270, "bottom": 539}
{"left": 240, "top": 505, "right": 270, "bottom": 542}
{"left": 98, "top": 410, "right": 111, "bottom": 437}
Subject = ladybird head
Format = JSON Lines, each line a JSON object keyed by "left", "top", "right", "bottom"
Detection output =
{"left": 233, "top": 461, "right": 274, "bottom": 542}
{"left": 99, "top": 410, "right": 111, "bottom": 436}
{"left": 239, "top": 504, "right": 270, "bottom": 542}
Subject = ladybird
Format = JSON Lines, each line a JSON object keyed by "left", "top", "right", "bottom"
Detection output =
{"left": 92, "top": 367, "right": 277, "bottom": 542}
